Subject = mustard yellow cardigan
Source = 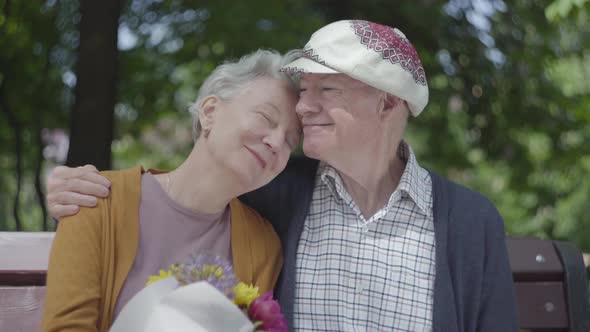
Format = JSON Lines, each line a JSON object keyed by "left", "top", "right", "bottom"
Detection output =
{"left": 41, "top": 167, "right": 283, "bottom": 332}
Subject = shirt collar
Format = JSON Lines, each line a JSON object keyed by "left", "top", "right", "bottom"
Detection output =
{"left": 318, "top": 141, "right": 432, "bottom": 216}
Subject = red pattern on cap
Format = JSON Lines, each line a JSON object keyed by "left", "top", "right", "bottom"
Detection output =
{"left": 351, "top": 20, "right": 427, "bottom": 86}
{"left": 303, "top": 48, "right": 326, "bottom": 66}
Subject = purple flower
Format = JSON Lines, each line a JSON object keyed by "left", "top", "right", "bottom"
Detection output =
{"left": 248, "top": 292, "right": 287, "bottom": 332}
{"left": 171, "top": 254, "right": 237, "bottom": 299}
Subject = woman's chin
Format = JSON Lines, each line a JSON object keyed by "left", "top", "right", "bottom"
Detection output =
{"left": 229, "top": 156, "right": 278, "bottom": 192}
{"left": 231, "top": 168, "right": 264, "bottom": 191}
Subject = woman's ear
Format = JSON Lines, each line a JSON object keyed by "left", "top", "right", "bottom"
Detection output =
{"left": 198, "top": 96, "right": 220, "bottom": 135}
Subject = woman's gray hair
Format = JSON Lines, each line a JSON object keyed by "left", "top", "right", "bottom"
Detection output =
{"left": 188, "top": 49, "right": 302, "bottom": 141}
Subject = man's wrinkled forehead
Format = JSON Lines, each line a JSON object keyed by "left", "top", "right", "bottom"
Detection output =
{"left": 299, "top": 73, "right": 373, "bottom": 89}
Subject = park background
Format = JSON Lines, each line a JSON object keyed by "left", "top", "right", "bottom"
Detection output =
{"left": 1, "top": 0, "right": 589, "bottom": 252}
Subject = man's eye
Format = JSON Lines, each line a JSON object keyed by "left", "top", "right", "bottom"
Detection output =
{"left": 298, "top": 88, "right": 307, "bottom": 95}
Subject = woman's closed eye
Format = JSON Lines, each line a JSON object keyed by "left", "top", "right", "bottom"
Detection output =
{"left": 257, "top": 112, "right": 274, "bottom": 125}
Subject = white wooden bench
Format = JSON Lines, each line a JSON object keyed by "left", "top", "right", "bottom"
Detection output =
{"left": 0, "top": 232, "right": 53, "bottom": 332}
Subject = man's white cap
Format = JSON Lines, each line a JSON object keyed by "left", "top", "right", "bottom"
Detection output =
{"left": 282, "top": 20, "right": 429, "bottom": 116}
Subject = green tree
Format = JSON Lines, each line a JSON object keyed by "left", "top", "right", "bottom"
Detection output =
{"left": 0, "top": 0, "right": 78, "bottom": 230}
{"left": 2, "top": 0, "right": 590, "bottom": 254}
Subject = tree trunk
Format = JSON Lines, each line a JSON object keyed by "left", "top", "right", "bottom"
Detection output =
{"left": 0, "top": 82, "right": 23, "bottom": 231}
{"left": 0, "top": 0, "right": 23, "bottom": 231}
{"left": 66, "top": 0, "right": 122, "bottom": 170}
{"left": 34, "top": 54, "right": 52, "bottom": 231}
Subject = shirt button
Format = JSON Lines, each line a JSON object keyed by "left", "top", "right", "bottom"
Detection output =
{"left": 361, "top": 225, "right": 369, "bottom": 233}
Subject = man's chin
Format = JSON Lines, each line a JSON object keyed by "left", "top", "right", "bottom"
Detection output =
{"left": 302, "top": 143, "right": 325, "bottom": 161}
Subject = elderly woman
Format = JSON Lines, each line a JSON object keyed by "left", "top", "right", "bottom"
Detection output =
{"left": 41, "top": 49, "right": 301, "bottom": 332}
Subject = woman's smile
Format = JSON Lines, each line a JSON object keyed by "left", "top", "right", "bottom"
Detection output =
{"left": 245, "top": 146, "right": 267, "bottom": 169}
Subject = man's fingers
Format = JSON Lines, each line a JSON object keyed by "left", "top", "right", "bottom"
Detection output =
{"left": 48, "top": 191, "right": 99, "bottom": 208}
{"left": 45, "top": 164, "right": 110, "bottom": 220}
{"left": 52, "top": 164, "right": 100, "bottom": 180}
{"left": 78, "top": 164, "right": 99, "bottom": 172}
{"left": 63, "top": 178, "right": 110, "bottom": 197}
{"left": 50, "top": 204, "right": 81, "bottom": 220}
{"left": 50, "top": 165, "right": 89, "bottom": 179}
{"left": 79, "top": 171, "right": 111, "bottom": 189}
{"left": 46, "top": 165, "right": 110, "bottom": 195}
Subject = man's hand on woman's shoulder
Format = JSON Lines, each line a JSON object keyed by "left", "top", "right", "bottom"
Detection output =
{"left": 46, "top": 164, "right": 112, "bottom": 219}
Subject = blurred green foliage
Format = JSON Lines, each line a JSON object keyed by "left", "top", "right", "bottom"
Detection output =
{"left": 1, "top": 0, "right": 589, "bottom": 251}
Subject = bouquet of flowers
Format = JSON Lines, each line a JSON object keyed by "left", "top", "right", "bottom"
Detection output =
{"left": 110, "top": 254, "right": 286, "bottom": 332}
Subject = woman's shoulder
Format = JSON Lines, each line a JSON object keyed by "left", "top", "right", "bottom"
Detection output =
{"left": 58, "top": 166, "right": 143, "bottom": 228}
{"left": 95, "top": 166, "right": 145, "bottom": 204}
{"left": 230, "top": 199, "right": 282, "bottom": 256}
{"left": 230, "top": 199, "right": 280, "bottom": 245}
{"left": 229, "top": 199, "right": 283, "bottom": 292}
{"left": 99, "top": 166, "right": 143, "bottom": 189}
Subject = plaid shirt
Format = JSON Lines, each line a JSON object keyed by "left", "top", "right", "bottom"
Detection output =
{"left": 293, "top": 142, "right": 436, "bottom": 331}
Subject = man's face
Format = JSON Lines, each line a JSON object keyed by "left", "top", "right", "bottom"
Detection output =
{"left": 296, "top": 73, "right": 386, "bottom": 166}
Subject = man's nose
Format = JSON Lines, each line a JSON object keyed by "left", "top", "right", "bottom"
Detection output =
{"left": 296, "top": 95, "right": 321, "bottom": 117}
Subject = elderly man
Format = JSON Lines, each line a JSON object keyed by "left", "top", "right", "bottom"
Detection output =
{"left": 46, "top": 20, "right": 518, "bottom": 331}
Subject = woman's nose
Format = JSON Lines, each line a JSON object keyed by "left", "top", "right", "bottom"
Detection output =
{"left": 262, "top": 129, "right": 285, "bottom": 153}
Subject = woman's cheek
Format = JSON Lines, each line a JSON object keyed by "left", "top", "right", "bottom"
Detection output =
{"left": 243, "top": 117, "right": 266, "bottom": 136}
{"left": 275, "top": 151, "right": 290, "bottom": 173}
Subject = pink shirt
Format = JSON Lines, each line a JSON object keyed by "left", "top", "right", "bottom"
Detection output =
{"left": 113, "top": 172, "right": 231, "bottom": 319}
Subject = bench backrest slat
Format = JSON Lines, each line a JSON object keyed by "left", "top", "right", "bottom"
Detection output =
{"left": 0, "top": 232, "right": 53, "bottom": 272}
{"left": 0, "top": 286, "right": 46, "bottom": 331}
{"left": 0, "top": 232, "right": 53, "bottom": 332}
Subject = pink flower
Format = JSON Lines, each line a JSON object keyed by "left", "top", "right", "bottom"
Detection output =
{"left": 247, "top": 292, "right": 287, "bottom": 332}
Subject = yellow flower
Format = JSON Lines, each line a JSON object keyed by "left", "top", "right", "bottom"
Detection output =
{"left": 234, "top": 282, "right": 260, "bottom": 307}
{"left": 201, "top": 264, "right": 226, "bottom": 280}
{"left": 146, "top": 269, "right": 173, "bottom": 286}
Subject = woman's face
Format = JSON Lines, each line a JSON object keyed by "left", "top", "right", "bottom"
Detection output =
{"left": 202, "top": 77, "right": 301, "bottom": 192}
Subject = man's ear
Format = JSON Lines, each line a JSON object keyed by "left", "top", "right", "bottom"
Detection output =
{"left": 380, "top": 94, "right": 405, "bottom": 119}
{"left": 198, "top": 95, "right": 220, "bottom": 132}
